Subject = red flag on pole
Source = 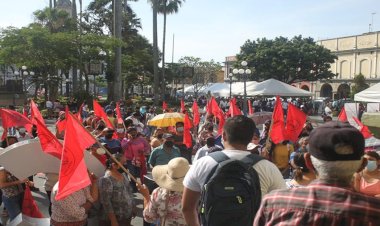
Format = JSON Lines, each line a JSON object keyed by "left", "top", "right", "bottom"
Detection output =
{"left": 285, "top": 103, "right": 307, "bottom": 143}
{"left": 352, "top": 117, "right": 373, "bottom": 139}
{"left": 30, "top": 100, "right": 44, "bottom": 126}
{"left": 116, "top": 102, "right": 123, "bottom": 124}
{"left": 162, "top": 101, "right": 168, "bottom": 112}
{"left": 206, "top": 98, "right": 213, "bottom": 115}
{"left": 22, "top": 186, "right": 44, "bottom": 218}
{"left": 228, "top": 98, "right": 242, "bottom": 117}
{"left": 183, "top": 113, "right": 193, "bottom": 148}
{"left": 270, "top": 96, "right": 286, "bottom": 144}
{"left": 55, "top": 113, "right": 96, "bottom": 200}
{"left": 93, "top": 100, "right": 114, "bottom": 129}
{"left": 35, "top": 117, "right": 63, "bottom": 159}
{"left": 180, "top": 99, "right": 185, "bottom": 113}
{"left": 248, "top": 100, "right": 254, "bottom": 115}
{"left": 0, "top": 109, "right": 33, "bottom": 134}
{"left": 338, "top": 107, "right": 348, "bottom": 122}
{"left": 192, "top": 101, "right": 200, "bottom": 126}
{"left": 209, "top": 98, "right": 225, "bottom": 135}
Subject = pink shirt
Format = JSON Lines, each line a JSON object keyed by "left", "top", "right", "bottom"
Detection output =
{"left": 122, "top": 137, "right": 151, "bottom": 161}
{"left": 360, "top": 176, "right": 380, "bottom": 196}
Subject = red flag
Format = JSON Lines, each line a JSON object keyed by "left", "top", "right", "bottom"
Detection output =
{"left": 0, "top": 109, "right": 33, "bottom": 134}
{"left": 192, "top": 101, "right": 200, "bottom": 126}
{"left": 30, "top": 100, "right": 44, "bottom": 126}
{"left": 93, "top": 100, "right": 114, "bottom": 129}
{"left": 209, "top": 98, "right": 225, "bottom": 135}
{"left": 56, "top": 119, "right": 66, "bottom": 134}
{"left": 338, "top": 107, "right": 348, "bottom": 122}
{"left": 162, "top": 101, "right": 168, "bottom": 111}
{"left": 248, "top": 100, "right": 254, "bottom": 115}
{"left": 22, "top": 186, "right": 44, "bottom": 218}
{"left": 116, "top": 102, "right": 123, "bottom": 124}
{"left": 183, "top": 113, "right": 193, "bottom": 148}
{"left": 35, "top": 117, "right": 63, "bottom": 159}
{"left": 55, "top": 113, "right": 96, "bottom": 200}
{"left": 270, "top": 96, "right": 286, "bottom": 144}
{"left": 228, "top": 98, "right": 242, "bottom": 117}
{"left": 180, "top": 99, "right": 185, "bottom": 113}
{"left": 285, "top": 103, "right": 307, "bottom": 143}
{"left": 352, "top": 117, "right": 372, "bottom": 139}
{"left": 74, "top": 102, "right": 84, "bottom": 121}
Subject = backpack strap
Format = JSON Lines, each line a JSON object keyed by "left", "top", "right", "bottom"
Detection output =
{"left": 241, "top": 153, "right": 264, "bottom": 166}
{"left": 204, "top": 152, "right": 230, "bottom": 183}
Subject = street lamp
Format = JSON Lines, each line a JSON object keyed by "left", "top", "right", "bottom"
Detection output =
{"left": 233, "top": 61, "right": 251, "bottom": 116}
{"left": 14, "top": 66, "right": 34, "bottom": 99}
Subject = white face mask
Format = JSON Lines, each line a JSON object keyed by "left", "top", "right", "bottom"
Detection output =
{"left": 19, "top": 128, "right": 26, "bottom": 134}
{"left": 116, "top": 128, "right": 125, "bottom": 134}
{"left": 96, "top": 148, "right": 106, "bottom": 155}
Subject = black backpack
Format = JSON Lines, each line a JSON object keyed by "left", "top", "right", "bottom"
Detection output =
{"left": 199, "top": 151, "right": 263, "bottom": 226}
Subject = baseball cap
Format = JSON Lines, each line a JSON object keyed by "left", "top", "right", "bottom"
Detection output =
{"left": 308, "top": 121, "right": 365, "bottom": 161}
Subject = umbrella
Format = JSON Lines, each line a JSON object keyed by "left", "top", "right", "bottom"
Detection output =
{"left": 148, "top": 112, "right": 184, "bottom": 127}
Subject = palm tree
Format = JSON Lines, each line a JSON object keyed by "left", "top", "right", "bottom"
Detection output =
{"left": 149, "top": 0, "right": 184, "bottom": 101}
{"left": 152, "top": 0, "right": 159, "bottom": 105}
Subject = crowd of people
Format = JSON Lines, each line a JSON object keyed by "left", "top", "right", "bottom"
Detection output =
{"left": 0, "top": 96, "right": 379, "bottom": 226}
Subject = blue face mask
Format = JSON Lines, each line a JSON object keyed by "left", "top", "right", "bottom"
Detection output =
{"left": 366, "top": 160, "right": 378, "bottom": 172}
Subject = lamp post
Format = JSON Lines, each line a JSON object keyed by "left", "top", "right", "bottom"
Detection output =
{"left": 233, "top": 61, "right": 251, "bottom": 116}
{"left": 14, "top": 65, "right": 34, "bottom": 100}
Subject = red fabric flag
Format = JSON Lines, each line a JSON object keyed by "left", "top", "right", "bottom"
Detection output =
{"left": 55, "top": 113, "right": 96, "bottom": 200}
{"left": 248, "top": 100, "right": 254, "bottom": 115}
{"left": 93, "top": 100, "right": 114, "bottom": 129}
{"left": 270, "top": 96, "right": 286, "bottom": 144}
{"left": 22, "top": 186, "right": 44, "bottom": 218}
{"left": 116, "top": 102, "right": 123, "bottom": 124}
{"left": 35, "top": 117, "right": 63, "bottom": 159}
{"left": 192, "top": 101, "right": 200, "bottom": 126}
{"left": 228, "top": 98, "right": 242, "bottom": 117}
{"left": 285, "top": 103, "right": 307, "bottom": 143}
{"left": 0, "top": 109, "right": 33, "bottom": 134}
{"left": 338, "top": 107, "right": 348, "bottom": 122}
{"left": 183, "top": 113, "right": 193, "bottom": 148}
{"left": 74, "top": 102, "right": 84, "bottom": 121}
{"left": 352, "top": 117, "right": 373, "bottom": 139}
{"left": 162, "top": 101, "right": 168, "bottom": 111}
{"left": 30, "top": 100, "right": 44, "bottom": 126}
{"left": 56, "top": 119, "right": 66, "bottom": 134}
{"left": 180, "top": 99, "right": 185, "bottom": 113}
{"left": 209, "top": 98, "right": 225, "bottom": 135}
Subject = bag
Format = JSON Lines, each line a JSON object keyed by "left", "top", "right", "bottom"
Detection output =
{"left": 199, "top": 152, "right": 263, "bottom": 226}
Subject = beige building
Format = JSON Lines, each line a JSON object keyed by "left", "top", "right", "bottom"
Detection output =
{"left": 317, "top": 31, "right": 380, "bottom": 99}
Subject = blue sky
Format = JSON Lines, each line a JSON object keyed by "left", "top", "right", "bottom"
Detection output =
{"left": 0, "top": 0, "right": 379, "bottom": 63}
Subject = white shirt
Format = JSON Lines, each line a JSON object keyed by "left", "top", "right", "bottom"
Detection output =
{"left": 193, "top": 144, "right": 223, "bottom": 163}
{"left": 46, "top": 100, "right": 53, "bottom": 109}
{"left": 183, "top": 150, "right": 286, "bottom": 197}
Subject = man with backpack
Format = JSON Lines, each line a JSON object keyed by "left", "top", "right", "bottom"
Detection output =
{"left": 182, "top": 115, "right": 286, "bottom": 226}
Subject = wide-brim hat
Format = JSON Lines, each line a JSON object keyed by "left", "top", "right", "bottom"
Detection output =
{"left": 152, "top": 157, "right": 190, "bottom": 192}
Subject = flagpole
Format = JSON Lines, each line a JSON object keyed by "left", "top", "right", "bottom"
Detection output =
{"left": 69, "top": 112, "right": 140, "bottom": 185}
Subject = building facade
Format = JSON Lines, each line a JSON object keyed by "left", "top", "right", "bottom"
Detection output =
{"left": 316, "top": 31, "right": 380, "bottom": 99}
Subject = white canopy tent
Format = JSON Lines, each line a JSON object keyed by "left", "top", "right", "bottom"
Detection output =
{"left": 354, "top": 82, "right": 380, "bottom": 103}
{"left": 247, "top": 79, "right": 312, "bottom": 97}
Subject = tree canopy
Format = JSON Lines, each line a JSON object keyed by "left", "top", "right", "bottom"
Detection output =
{"left": 237, "top": 36, "right": 337, "bottom": 84}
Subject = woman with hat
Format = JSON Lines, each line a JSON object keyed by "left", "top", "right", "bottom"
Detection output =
{"left": 138, "top": 157, "right": 190, "bottom": 226}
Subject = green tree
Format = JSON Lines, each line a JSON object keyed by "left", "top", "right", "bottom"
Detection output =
{"left": 351, "top": 74, "right": 369, "bottom": 98}
{"left": 178, "top": 56, "right": 222, "bottom": 97}
{"left": 237, "top": 36, "right": 337, "bottom": 84}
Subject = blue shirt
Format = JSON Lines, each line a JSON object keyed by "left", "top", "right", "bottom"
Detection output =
{"left": 149, "top": 145, "right": 181, "bottom": 167}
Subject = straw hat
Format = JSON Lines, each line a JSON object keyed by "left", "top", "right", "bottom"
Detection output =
{"left": 152, "top": 157, "right": 190, "bottom": 192}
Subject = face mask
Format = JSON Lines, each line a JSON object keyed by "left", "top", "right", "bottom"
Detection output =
{"left": 164, "top": 141, "right": 174, "bottom": 148}
{"left": 19, "top": 128, "right": 26, "bottom": 134}
{"left": 366, "top": 160, "right": 377, "bottom": 172}
{"left": 116, "top": 128, "right": 124, "bottom": 133}
{"left": 157, "top": 134, "right": 163, "bottom": 139}
{"left": 96, "top": 148, "right": 106, "bottom": 155}
{"left": 105, "top": 134, "right": 113, "bottom": 139}
{"left": 176, "top": 127, "right": 184, "bottom": 132}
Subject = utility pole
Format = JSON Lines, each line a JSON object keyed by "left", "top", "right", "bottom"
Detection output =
{"left": 114, "top": 0, "right": 122, "bottom": 101}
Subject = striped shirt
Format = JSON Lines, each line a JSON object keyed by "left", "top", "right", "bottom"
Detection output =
{"left": 254, "top": 179, "right": 380, "bottom": 226}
